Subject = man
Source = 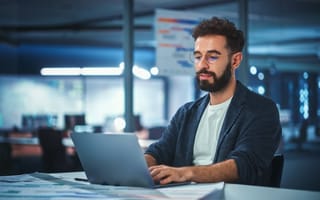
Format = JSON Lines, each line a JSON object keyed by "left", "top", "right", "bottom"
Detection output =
{"left": 144, "top": 17, "right": 282, "bottom": 186}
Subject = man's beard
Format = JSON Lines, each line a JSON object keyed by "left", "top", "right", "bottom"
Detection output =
{"left": 196, "top": 62, "right": 232, "bottom": 93}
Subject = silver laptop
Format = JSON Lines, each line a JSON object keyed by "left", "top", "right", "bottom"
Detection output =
{"left": 71, "top": 132, "right": 190, "bottom": 188}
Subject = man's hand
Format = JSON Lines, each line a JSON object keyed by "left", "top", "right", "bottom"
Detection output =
{"left": 149, "top": 165, "right": 192, "bottom": 185}
{"left": 145, "top": 154, "right": 238, "bottom": 184}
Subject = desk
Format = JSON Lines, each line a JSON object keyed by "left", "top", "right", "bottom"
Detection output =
{"left": 0, "top": 171, "right": 319, "bottom": 200}
{"left": 0, "top": 136, "right": 72, "bottom": 147}
{"left": 0, "top": 136, "right": 74, "bottom": 157}
{"left": 0, "top": 136, "right": 156, "bottom": 157}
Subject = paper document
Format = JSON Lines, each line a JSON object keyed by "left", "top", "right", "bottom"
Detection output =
{"left": 158, "top": 182, "right": 225, "bottom": 200}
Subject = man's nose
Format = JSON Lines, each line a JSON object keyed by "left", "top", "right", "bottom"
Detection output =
{"left": 197, "top": 56, "right": 209, "bottom": 68}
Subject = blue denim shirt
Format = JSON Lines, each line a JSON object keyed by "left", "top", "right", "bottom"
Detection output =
{"left": 145, "top": 81, "right": 282, "bottom": 185}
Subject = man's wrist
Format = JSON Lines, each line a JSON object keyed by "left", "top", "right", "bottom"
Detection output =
{"left": 181, "top": 166, "right": 194, "bottom": 182}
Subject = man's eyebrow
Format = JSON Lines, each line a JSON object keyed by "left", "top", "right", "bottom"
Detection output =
{"left": 207, "top": 50, "right": 222, "bottom": 55}
{"left": 193, "top": 49, "right": 222, "bottom": 55}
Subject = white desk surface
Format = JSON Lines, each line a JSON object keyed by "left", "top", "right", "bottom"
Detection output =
{"left": 1, "top": 171, "right": 319, "bottom": 200}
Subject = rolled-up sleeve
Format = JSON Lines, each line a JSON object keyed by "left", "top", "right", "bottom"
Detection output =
{"left": 228, "top": 99, "right": 282, "bottom": 185}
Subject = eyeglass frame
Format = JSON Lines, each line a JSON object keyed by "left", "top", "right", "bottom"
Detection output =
{"left": 191, "top": 49, "right": 233, "bottom": 65}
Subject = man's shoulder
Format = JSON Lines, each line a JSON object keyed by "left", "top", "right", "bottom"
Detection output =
{"left": 236, "top": 81, "right": 277, "bottom": 106}
{"left": 247, "top": 88, "right": 277, "bottom": 107}
{"left": 233, "top": 81, "right": 279, "bottom": 117}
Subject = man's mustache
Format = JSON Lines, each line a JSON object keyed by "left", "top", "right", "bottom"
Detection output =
{"left": 196, "top": 69, "right": 216, "bottom": 77}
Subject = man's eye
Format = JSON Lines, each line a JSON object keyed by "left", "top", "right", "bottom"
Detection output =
{"left": 207, "top": 56, "right": 218, "bottom": 62}
{"left": 208, "top": 56, "right": 218, "bottom": 60}
{"left": 194, "top": 56, "right": 201, "bottom": 61}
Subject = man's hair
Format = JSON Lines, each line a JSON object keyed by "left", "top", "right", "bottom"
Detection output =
{"left": 192, "top": 17, "right": 245, "bottom": 53}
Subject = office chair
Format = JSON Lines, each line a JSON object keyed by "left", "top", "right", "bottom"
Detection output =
{"left": 38, "top": 127, "right": 69, "bottom": 172}
{"left": 0, "top": 142, "right": 12, "bottom": 175}
{"left": 268, "top": 154, "right": 284, "bottom": 188}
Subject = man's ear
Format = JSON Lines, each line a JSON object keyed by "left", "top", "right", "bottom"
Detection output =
{"left": 232, "top": 52, "right": 242, "bottom": 69}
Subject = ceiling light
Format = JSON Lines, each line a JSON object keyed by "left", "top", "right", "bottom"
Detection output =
{"left": 81, "top": 67, "right": 123, "bottom": 76}
{"left": 41, "top": 64, "right": 151, "bottom": 78}
{"left": 250, "top": 66, "right": 257, "bottom": 75}
{"left": 150, "top": 66, "right": 159, "bottom": 75}
{"left": 132, "top": 65, "right": 151, "bottom": 80}
{"left": 40, "top": 67, "right": 81, "bottom": 76}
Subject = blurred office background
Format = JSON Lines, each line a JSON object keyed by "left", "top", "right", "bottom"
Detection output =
{"left": 0, "top": 0, "right": 319, "bottom": 191}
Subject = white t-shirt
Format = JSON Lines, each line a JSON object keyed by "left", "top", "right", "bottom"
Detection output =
{"left": 193, "top": 97, "right": 232, "bottom": 165}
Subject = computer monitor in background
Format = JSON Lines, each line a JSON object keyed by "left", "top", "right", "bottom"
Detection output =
{"left": 64, "top": 114, "right": 86, "bottom": 131}
{"left": 22, "top": 114, "right": 58, "bottom": 131}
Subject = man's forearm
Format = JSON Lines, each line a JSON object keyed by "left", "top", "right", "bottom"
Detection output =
{"left": 144, "top": 154, "right": 158, "bottom": 167}
{"left": 145, "top": 154, "right": 239, "bottom": 184}
{"left": 185, "top": 159, "right": 239, "bottom": 183}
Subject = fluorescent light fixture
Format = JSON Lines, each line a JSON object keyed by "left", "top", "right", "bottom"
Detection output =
{"left": 41, "top": 64, "right": 151, "bottom": 79}
{"left": 41, "top": 67, "right": 123, "bottom": 76}
{"left": 119, "top": 62, "right": 151, "bottom": 79}
{"left": 81, "top": 67, "right": 123, "bottom": 76}
{"left": 132, "top": 65, "right": 151, "bottom": 80}
{"left": 41, "top": 67, "right": 81, "bottom": 76}
{"left": 119, "top": 62, "right": 125, "bottom": 69}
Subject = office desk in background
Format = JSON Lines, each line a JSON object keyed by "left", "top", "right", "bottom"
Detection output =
{"left": 0, "top": 171, "right": 319, "bottom": 200}
{"left": 0, "top": 135, "right": 156, "bottom": 156}
{"left": 0, "top": 133, "right": 156, "bottom": 175}
{"left": 0, "top": 135, "right": 156, "bottom": 147}
{"left": 0, "top": 135, "right": 72, "bottom": 157}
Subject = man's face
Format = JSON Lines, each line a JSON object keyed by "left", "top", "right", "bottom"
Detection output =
{"left": 193, "top": 35, "right": 233, "bottom": 93}
{"left": 196, "top": 60, "right": 232, "bottom": 93}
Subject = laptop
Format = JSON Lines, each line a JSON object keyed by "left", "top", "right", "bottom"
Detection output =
{"left": 70, "top": 132, "right": 190, "bottom": 188}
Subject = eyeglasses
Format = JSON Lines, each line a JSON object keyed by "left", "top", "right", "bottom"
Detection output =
{"left": 191, "top": 52, "right": 222, "bottom": 65}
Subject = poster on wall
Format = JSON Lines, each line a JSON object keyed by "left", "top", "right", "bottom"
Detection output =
{"left": 155, "top": 9, "right": 210, "bottom": 76}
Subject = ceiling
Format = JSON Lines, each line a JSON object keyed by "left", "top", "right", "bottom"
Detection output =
{"left": 0, "top": 0, "right": 320, "bottom": 74}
